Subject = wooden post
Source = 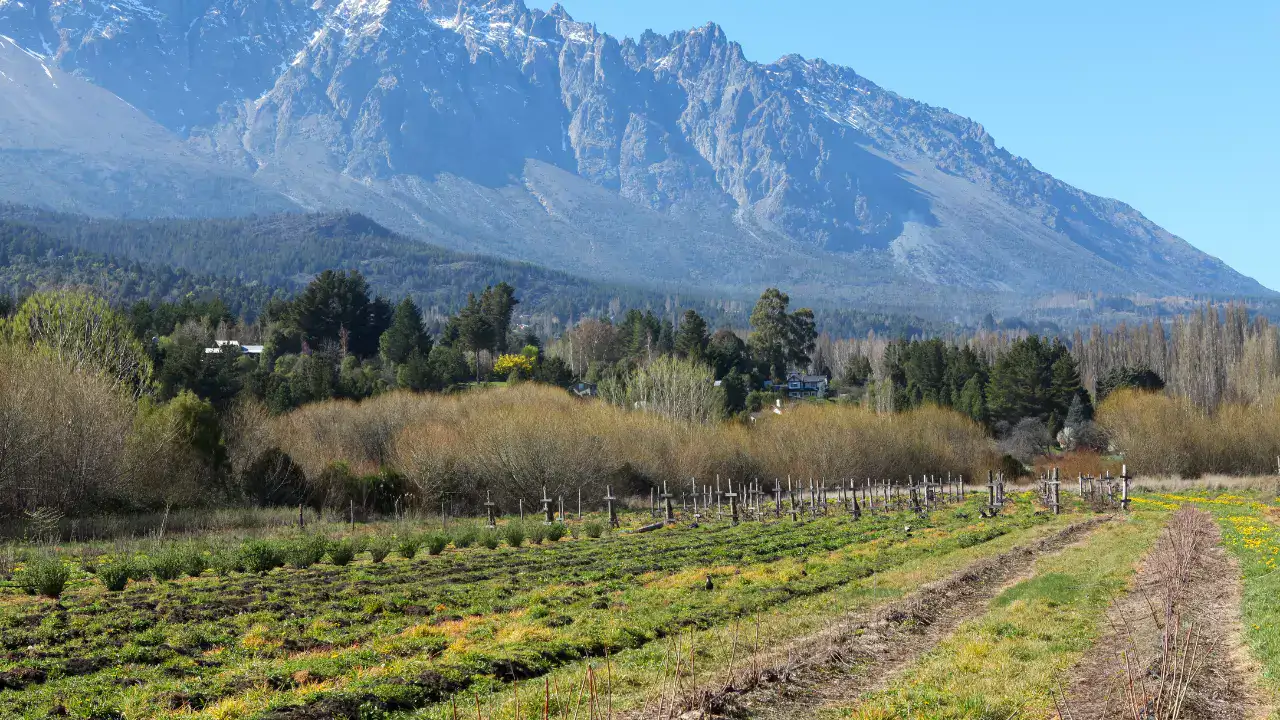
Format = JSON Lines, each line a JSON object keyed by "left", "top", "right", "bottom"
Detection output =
{"left": 485, "top": 491, "right": 497, "bottom": 528}
{"left": 578, "top": 487, "right": 582, "bottom": 520}
{"left": 725, "top": 480, "right": 740, "bottom": 526}
{"left": 605, "top": 485, "right": 618, "bottom": 528}
{"left": 1121, "top": 465, "right": 1131, "bottom": 511}
{"left": 987, "top": 470, "right": 996, "bottom": 511}
{"left": 774, "top": 478, "right": 782, "bottom": 519}
{"left": 541, "top": 486, "right": 554, "bottom": 525}
{"left": 519, "top": 498, "right": 524, "bottom": 522}
{"left": 661, "top": 481, "right": 675, "bottom": 523}
{"left": 715, "top": 476, "right": 722, "bottom": 520}
{"left": 299, "top": 504, "right": 305, "bottom": 530}
{"left": 349, "top": 499, "right": 355, "bottom": 530}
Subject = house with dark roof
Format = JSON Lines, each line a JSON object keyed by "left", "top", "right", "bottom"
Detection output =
{"left": 777, "top": 372, "right": 829, "bottom": 399}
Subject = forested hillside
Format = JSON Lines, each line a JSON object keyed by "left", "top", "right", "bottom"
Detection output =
{"left": 0, "top": 205, "right": 938, "bottom": 338}
{"left": 0, "top": 221, "right": 282, "bottom": 320}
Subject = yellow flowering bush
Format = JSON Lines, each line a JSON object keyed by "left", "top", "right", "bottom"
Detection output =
{"left": 493, "top": 353, "right": 535, "bottom": 379}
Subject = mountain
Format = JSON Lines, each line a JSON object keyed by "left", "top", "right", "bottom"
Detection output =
{"left": 0, "top": 31, "right": 297, "bottom": 218}
{"left": 0, "top": 0, "right": 1268, "bottom": 309}
{"left": 0, "top": 205, "right": 941, "bottom": 337}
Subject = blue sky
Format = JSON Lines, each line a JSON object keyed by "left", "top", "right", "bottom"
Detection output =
{"left": 560, "top": 0, "right": 1280, "bottom": 292}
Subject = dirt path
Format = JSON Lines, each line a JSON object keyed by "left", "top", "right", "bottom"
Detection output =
{"left": 1061, "top": 509, "right": 1274, "bottom": 720}
{"left": 625, "top": 516, "right": 1111, "bottom": 720}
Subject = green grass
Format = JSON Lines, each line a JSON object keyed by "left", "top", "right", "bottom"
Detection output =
{"left": 0, "top": 499, "right": 1068, "bottom": 719}
{"left": 840, "top": 509, "right": 1164, "bottom": 720}
{"left": 432, "top": 509, "right": 1086, "bottom": 720}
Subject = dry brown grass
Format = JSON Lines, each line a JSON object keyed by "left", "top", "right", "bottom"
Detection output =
{"left": 266, "top": 387, "right": 995, "bottom": 510}
{"left": 1098, "top": 390, "right": 1280, "bottom": 478}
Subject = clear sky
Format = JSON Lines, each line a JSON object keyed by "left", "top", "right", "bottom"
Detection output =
{"left": 558, "top": 0, "right": 1280, "bottom": 292}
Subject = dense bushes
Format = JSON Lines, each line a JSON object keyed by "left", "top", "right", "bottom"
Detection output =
{"left": 0, "top": 347, "right": 137, "bottom": 517}
{"left": 266, "top": 384, "right": 995, "bottom": 513}
{"left": 1097, "top": 389, "right": 1280, "bottom": 477}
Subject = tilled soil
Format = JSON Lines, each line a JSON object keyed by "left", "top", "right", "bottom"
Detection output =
{"left": 626, "top": 516, "right": 1112, "bottom": 720}
{"left": 1061, "top": 511, "right": 1274, "bottom": 720}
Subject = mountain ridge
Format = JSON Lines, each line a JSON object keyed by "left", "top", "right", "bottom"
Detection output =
{"left": 0, "top": 0, "right": 1268, "bottom": 308}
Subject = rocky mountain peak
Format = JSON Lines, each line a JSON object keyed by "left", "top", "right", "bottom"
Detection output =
{"left": 0, "top": 0, "right": 1268, "bottom": 307}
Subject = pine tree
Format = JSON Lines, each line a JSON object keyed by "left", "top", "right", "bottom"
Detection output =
{"left": 986, "top": 336, "right": 1053, "bottom": 427}
{"left": 453, "top": 293, "right": 495, "bottom": 382}
{"left": 1048, "top": 342, "right": 1084, "bottom": 419}
{"left": 479, "top": 283, "right": 518, "bottom": 356}
{"left": 957, "top": 375, "right": 987, "bottom": 424}
{"left": 379, "top": 297, "right": 431, "bottom": 365}
{"left": 289, "top": 270, "right": 391, "bottom": 358}
{"left": 748, "top": 288, "right": 791, "bottom": 379}
{"left": 656, "top": 319, "right": 675, "bottom": 355}
{"left": 1065, "top": 392, "right": 1092, "bottom": 429}
{"left": 673, "top": 309, "right": 710, "bottom": 362}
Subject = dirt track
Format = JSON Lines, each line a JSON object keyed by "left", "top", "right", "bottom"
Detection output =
{"left": 1061, "top": 509, "right": 1274, "bottom": 720}
{"left": 627, "top": 516, "right": 1111, "bottom": 720}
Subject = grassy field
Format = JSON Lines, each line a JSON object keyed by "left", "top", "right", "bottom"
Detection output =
{"left": 0, "top": 495, "right": 1065, "bottom": 719}
{"left": 840, "top": 511, "right": 1163, "bottom": 719}
{"left": 3, "top": 485, "right": 1278, "bottom": 720}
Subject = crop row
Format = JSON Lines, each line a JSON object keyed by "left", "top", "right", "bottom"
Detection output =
{"left": 0, "top": 498, "right": 1054, "bottom": 719}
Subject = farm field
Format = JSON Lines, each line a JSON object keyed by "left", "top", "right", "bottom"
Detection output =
{"left": 1, "top": 487, "right": 1278, "bottom": 720}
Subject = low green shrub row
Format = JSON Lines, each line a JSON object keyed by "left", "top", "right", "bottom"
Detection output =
{"left": 11, "top": 520, "right": 602, "bottom": 597}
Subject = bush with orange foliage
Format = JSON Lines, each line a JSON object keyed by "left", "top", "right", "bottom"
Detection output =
{"left": 1032, "top": 452, "right": 1123, "bottom": 482}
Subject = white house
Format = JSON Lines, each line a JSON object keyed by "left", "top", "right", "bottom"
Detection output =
{"left": 205, "top": 340, "right": 265, "bottom": 356}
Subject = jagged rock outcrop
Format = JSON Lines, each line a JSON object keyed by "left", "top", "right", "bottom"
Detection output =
{"left": 0, "top": 0, "right": 1267, "bottom": 305}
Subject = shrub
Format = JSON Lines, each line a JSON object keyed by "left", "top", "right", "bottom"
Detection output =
{"left": 583, "top": 520, "right": 604, "bottom": 539}
{"left": 182, "top": 546, "right": 208, "bottom": 577}
{"left": 367, "top": 537, "right": 392, "bottom": 563}
{"left": 1097, "top": 389, "right": 1280, "bottom": 477}
{"left": 148, "top": 547, "right": 185, "bottom": 582}
{"left": 527, "top": 523, "right": 547, "bottom": 545}
{"left": 451, "top": 524, "right": 478, "bottom": 549}
{"left": 503, "top": 523, "right": 526, "bottom": 548}
{"left": 18, "top": 555, "right": 71, "bottom": 598}
{"left": 999, "top": 454, "right": 1028, "bottom": 480}
{"left": 479, "top": 530, "right": 500, "bottom": 550}
{"left": 210, "top": 548, "right": 244, "bottom": 576}
{"left": 97, "top": 559, "right": 133, "bottom": 592}
{"left": 397, "top": 536, "right": 421, "bottom": 560}
{"left": 241, "top": 540, "right": 283, "bottom": 574}
{"left": 998, "top": 418, "right": 1053, "bottom": 464}
{"left": 547, "top": 522, "right": 567, "bottom": 542}
{"left": 425, "top": 534, "right": 448, "bottom": 556}
{"left": 285, "top": 535, "right": 329, "bottom": 569}
{"left": 329, "top": 539, "right": 357, "bottom": 566}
